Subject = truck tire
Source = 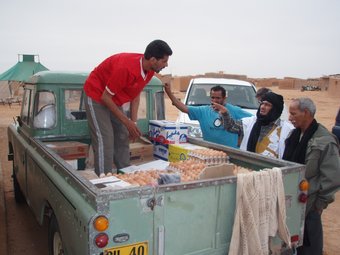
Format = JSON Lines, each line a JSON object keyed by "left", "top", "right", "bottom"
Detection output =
{"left": 48, "top": 214, "right": 64, "bottom": 255}
{"left": 12, "top": 169, "right": 25, "bottom": 203}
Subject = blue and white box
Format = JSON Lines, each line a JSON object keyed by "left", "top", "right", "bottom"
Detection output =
{"left": 153, "top": 141, "right": 169, "bottom": 161}
{"left": 149, "top": 120, "right": 188, "bottom": 144}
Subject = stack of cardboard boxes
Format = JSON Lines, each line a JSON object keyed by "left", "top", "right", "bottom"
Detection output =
{"left": 149, "top": 120, "right": 206, "bottom": 162}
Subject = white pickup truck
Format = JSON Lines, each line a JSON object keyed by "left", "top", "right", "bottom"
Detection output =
{"left": 177, "top": 78, "right": 258, "bottom": 138}
{"left": 177, "top": 77, "right": 288, "bottom": 138}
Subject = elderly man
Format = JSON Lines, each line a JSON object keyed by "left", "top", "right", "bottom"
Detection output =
{"left": 215, "top": 91, "right": 293, "bottom": 158}
{"left": 283, "top": 97, "right": 340, "bottom": 255}
{"left": 164, "top": 83, "right": 252, "bottom": 148}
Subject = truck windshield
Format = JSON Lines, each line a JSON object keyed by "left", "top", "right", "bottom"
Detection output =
{"left": 186, "top": 84, "right": 259, "bottom": 109}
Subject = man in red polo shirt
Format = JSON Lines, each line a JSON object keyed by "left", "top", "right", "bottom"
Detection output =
{"left": 84, "top": 39, "right": 172, "bottom": 177}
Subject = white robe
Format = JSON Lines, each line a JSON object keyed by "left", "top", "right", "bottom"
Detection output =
{"left": 240, "top": 116, "right": 294, "bottom": 159}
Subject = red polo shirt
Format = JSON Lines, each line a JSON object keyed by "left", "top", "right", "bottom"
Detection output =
{"left": 84, "top": 53, "right": 154, "bottom": 106}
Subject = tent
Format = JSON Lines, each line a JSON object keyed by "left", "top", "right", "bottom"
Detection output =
{"left": 0, "top": 54, "right": 49, "bottom": 104}
{"left": 0, "top": 54, "right": 49, "bottom": 81}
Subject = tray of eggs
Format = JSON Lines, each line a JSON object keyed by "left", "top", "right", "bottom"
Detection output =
{"left": 113, "top": 159, "right": 210, "bottom": 186}
{"left": 188, "top": 148, "right": 229, "bottom": 165}
{"left": 113, "top": 158, "right": 252, "bottom": 187}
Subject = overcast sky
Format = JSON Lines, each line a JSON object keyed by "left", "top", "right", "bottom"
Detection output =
{"left": 1, "top": 0, "right": 339, "bottom": 79}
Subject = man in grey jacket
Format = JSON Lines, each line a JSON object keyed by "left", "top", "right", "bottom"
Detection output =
{"left": 283, "top": 97, "right": 340, "bottom": 255}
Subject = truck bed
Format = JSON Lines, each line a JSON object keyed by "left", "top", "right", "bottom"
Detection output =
{"left": 10, "top": 122, "right": 305, "bottom": 254}
{"left": 44, "top": 136, "right": 306, "bottom": 253}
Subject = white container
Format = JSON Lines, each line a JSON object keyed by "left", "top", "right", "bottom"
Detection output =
{"left": 149, "top": 120, "right": 188, "bottom": 144}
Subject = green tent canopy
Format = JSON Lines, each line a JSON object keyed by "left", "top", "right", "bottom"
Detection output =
{"left": 0, "top": 54, "right": 49, "bottom": 81}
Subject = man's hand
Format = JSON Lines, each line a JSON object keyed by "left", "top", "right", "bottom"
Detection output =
{"left": 125, "top": 120, "right": 141, "bottom": 141}
{"left": 211, "top": 102, "right": 227, "bottom": 114}
{"left": 163, "top": 82, "right": 189, "bottom": 114}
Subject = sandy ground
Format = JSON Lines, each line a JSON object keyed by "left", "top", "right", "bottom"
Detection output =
{"left": 0, "top": 87, "right": 339, "bottom": 254}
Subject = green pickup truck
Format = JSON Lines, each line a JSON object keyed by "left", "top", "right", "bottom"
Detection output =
{"left": 7, "top": 71, "right": 306, "bottom": 255}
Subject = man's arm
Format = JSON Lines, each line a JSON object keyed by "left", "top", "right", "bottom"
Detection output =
{"left": 212, "top": 102, "right": 243, "bottom": 135}
{"left": 130, "top": 94, "right": 140, "bottom": 122}
{"left": 308, "top": 141, "right": 340, "bottom": 213}
{"left": 164, "top": 83, "right": 189, "bottom": 113}
{"left": 101, "top": 89, "right": 141, "bottom": 140}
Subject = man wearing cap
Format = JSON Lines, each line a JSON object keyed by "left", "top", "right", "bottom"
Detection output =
{"left": 214, "top": 91, "right": 294, "bottom": 158}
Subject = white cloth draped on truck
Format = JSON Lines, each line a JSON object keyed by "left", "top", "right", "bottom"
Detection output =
{"left": 228, "top": 167, "right": 291, "bottom": 255}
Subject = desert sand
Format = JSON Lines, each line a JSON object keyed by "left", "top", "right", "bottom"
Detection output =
{"left": 0, "top": 87, "right": 339, "bottom": 254}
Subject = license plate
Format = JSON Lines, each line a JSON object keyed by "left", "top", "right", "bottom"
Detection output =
{"left": 104, "top": 241, "right": 148, "bottom": 255}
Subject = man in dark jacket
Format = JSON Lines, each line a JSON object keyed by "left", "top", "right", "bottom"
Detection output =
{"left": 283, "top": 97, "right": 340, "bottom": 255}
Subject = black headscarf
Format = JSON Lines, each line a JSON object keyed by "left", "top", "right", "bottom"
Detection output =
{"left": 247, "top": 92, "right": 284, "bottom": 152}
{"left": 282, "top": 119, "right": 319, "bottom": 164}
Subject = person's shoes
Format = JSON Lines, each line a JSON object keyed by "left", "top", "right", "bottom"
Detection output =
{"left": 99, "top": 173, "right": 106, "bottom": 178}
{"left": 106, "top": 172, "right": 113, "bottom": 177}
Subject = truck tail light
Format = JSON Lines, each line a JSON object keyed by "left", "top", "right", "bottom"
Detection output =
{"left": 291, "top": 235, "right": 299, "bottom": 243}
{"left": 298, "top": 193, "right": 308, "bottom": 203}
{"left": 299, "top": 180, "right": 309, "bottom": 191}
{"left": 94, "top": 216, "right": 109, "bottom": 231}
{"left": 95, "top": 233, "right": 109, "bottom": 248}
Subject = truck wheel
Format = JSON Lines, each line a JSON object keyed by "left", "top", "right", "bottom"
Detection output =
{"left": 12, "top": 170, "right": 25, "bottom": 203}
{"left": 48, "top": 214, "right": 64, "bottom": 255}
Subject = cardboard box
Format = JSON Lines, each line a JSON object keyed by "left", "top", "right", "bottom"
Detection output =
{"left": 168, "top": 143, "right": 206, "bottom": 162}
{"left": 199, "top": 163, "right": 235, "bottom": 180}
{"left": 149, "top": 120, "right": 188, "bottom": 144}
{"left": 65, "top": 159, "right": 78, "bottom": 169}
{"left": 153, "top": 141, "right": 169, "bottom": 161}
{"left": 129, "top": 137, "right": 154, "bottom": 163}
{"left": 45, "top": 141, "right": 89, "bottom": 160}
{"left": 110, "top": 137, "right": 154, "bottom": 169}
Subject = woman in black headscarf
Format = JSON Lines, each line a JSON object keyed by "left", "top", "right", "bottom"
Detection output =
{"left": 215, "top": 91, "right": 294, "bottom": 158}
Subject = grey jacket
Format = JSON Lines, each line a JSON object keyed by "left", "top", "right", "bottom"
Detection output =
{"left": 305, "top": 124, "right": 340, "bottom": 215}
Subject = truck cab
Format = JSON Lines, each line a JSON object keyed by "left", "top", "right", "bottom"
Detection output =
{"left": 17, "top": 71, "right": 164, "bottom": 139}
{"left": 18, "top": 72, "right": 89, "bottom": 138}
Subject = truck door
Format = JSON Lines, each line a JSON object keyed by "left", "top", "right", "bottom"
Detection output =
{"left": 153, "top": 185, "right": 234, "bottom": 255}
{"left": 13, "top": 87, "right": 35, "bottom": 199}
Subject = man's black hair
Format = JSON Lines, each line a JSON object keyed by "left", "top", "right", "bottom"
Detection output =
{"left": 211, "top": 85, "right": 226, "bottom": 98}
{"left": 144, "top": 40, "right": 173, "bottom": 60}
{"left": 256, "top": 87, "right": 272, "bottom": 99}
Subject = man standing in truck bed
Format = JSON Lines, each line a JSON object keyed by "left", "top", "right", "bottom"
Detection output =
{"left": 84, "top": 40, "right": 173, "bottom": 177}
